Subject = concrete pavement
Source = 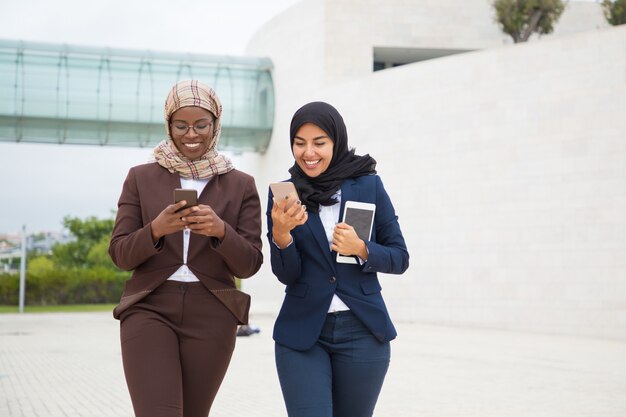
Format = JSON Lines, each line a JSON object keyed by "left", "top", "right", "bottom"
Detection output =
{"left": 1, "top": 312, "right": 625, "bottom": 416}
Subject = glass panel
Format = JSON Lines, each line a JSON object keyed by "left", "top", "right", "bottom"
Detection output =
{"left": 0, "top": 40, "right": 274, "bottom": 153}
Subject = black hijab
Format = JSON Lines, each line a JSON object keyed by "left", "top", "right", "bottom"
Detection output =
{"left": 288, "top": 102, "right": 376, "bottom": 211}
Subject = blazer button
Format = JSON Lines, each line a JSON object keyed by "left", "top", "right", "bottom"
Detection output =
{"left": 329, "top": 276, "right": 336, "bottom": 283}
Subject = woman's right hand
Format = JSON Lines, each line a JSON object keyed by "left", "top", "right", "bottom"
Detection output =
{"left": 150, "top": 200, "right": 196, "bottom": 243}
{"left": 271, "top": 198, "right": 307, "bottom": 248}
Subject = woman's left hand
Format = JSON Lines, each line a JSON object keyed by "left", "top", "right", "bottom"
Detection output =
{"left": 182, "top": 204, "right": 226, "bottom": 240}
{"left": 332, "top": 223, "right": 368, "bottom": 260}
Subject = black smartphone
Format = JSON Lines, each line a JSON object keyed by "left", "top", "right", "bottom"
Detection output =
{"left": 173, "top": 188, "right": 198, "bottom": 210}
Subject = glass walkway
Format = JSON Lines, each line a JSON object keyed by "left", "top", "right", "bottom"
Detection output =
{"left": 0, "top": 39, "right": 274, "bottom": 153}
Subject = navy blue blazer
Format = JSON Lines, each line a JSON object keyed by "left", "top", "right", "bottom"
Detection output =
{"left": 267, "top": 174, "right": 409, "bottom": 351}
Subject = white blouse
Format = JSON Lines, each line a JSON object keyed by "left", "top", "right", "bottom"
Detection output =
{"left": 167, "top": 177, "right": 209, "bottom": 282}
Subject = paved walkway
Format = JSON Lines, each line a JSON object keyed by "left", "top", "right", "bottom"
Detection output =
{"left": 1, "top": 312, "right": 625, "bottom": 416}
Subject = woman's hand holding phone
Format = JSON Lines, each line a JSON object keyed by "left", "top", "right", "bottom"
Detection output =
{"left": 271, "top": 197, "right": 307, "bottom": 249}
{"left": 181, "top": 205, "right": 226, "bottom": 240}
{"left": 151, "top": 188, "right": 211, "bottom": 243}
{"left": 151, "top": 202, "right": 197, "bottom": 243}
{"left": 270, "top": 182, "right": 299, "bottom": 212}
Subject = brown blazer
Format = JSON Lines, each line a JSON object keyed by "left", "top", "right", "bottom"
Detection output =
{"left": 109, "top": 162, "right": 263, "bottom": 323}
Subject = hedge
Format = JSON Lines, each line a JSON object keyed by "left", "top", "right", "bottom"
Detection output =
{"left": 0, "top": 268, "right": 130, "bottom": 306}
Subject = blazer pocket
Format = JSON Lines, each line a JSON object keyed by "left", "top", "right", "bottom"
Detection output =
{"left": 285, "top": 282, "right": 308, "bottom": 298}
{"left": 360, "top": 279, "right": 382, "bottom": 295}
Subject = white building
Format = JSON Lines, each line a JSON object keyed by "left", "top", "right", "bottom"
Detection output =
{"left": 240, "top": 0, "right": 626, "bottom": 340}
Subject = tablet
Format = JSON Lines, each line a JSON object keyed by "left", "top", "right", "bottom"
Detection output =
{"left": 336, "top": 201, "right": 376, "bottom": 264}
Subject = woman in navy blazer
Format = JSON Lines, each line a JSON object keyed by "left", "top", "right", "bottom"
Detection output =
{"left": 267, "top": 101, "right": 409, "bottom": 417}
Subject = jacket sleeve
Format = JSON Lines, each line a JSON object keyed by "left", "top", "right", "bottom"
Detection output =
{"left": 211, "top": 176, "right": 263, "bottom": 278}
{"left": 266, "top": 189, "right": 302, "bottom": 286}
{"left": 109, "top": 168, "right": 160, "bottom": 271}
{"left": 361, "top": 175, "right": 410, "bottom": 275}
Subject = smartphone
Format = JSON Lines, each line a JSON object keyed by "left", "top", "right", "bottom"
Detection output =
{"left": 173, "top": 188, "right": 198, "bottom": 211}
{"left": 270, "top": 182, "right": 299, "bottom": 211}
{"left": 336, "top": 201, "right": 376, "bottom": 264}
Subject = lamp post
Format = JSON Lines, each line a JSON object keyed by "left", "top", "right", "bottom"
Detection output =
{"left": 19, "top": 225, "right": 26, "bottom": 313}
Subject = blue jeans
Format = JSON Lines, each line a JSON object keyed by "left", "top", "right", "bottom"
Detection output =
{"left": 275, "top": 311, "right": 391, "bottom": 417}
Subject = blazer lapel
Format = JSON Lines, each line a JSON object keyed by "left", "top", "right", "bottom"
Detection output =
{"left": 338, "top": 179, "right": 358, "bottom": 222}
{"left": 167, "top": 173, "right": 184, "bottom": 261}
{"left": 305, "top": 211, "right": 337, "bottom": 274}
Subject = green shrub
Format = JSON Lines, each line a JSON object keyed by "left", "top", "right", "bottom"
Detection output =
{"left": 0, "top": 268, "right": 129, "bottom": 306}
{"left": 0, "top": 273, "right": 19, "bottom": 305}
{"left": 0, "top": 215, "right": 130, "bottom": 307}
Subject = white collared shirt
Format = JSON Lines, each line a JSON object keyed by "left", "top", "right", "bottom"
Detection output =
{"left": 167, "top": 177, "right": 209, "bottom": 282}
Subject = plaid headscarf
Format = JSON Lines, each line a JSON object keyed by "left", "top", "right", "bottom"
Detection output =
{"left": 153, "top": 80, "right": 234, "bottom": 179}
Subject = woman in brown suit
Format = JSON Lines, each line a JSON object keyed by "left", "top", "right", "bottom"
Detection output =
{"left": 109, "top": 79, "right": 263, "bottom": 417}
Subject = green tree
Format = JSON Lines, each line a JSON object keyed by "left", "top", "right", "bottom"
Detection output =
{"left": 602, "top": 0, "right": 626, "bottom": 25}
{"left": 86, "top": 236, "right": 117, "bottom": 269}
{"left": 492, "top": 0, "right": 566, "bottom": 43}
{"left": 51, "top": 216, "right": 115, "bottom": 269}
{"left": 63, "top": 215, "right": 114, "bottom": 245}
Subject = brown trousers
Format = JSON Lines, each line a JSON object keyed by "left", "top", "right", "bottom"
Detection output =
{"left": 120, "top": 281, "right": 238, "bottom": 417}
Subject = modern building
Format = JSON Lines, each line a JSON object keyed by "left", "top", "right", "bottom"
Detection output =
{"left": 244, "top": 0, "right": 625, "bottom": 341}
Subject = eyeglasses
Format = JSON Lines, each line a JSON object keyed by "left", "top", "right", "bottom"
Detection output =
{"left": 170, "top": 120, "right": 213, "bottom": 136}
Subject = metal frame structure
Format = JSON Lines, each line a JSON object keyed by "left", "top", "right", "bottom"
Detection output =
{"left": 0, "top": 39, "right": 275, "bottom": 152}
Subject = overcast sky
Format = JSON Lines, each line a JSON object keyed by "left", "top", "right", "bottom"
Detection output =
{"left": 0, "top": 0, "right": 301, "bottom": 234}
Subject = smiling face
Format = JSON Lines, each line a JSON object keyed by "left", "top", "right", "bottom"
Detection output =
{"left": 292, "top": 123, "right": 334, "bottom": 178}
{"left": 168, "top": 106, "right": 215, "bottom": 160}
